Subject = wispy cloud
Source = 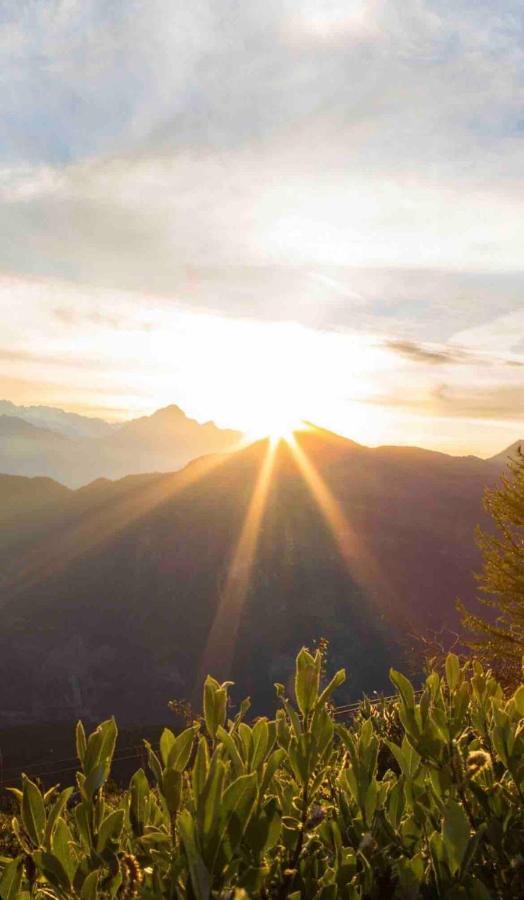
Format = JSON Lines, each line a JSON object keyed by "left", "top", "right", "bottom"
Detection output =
{"left": 385, "top": 340, "right": 471, "bottom": 366}
{"left": 385, "top": 338, "right": 524, "bottom": 368}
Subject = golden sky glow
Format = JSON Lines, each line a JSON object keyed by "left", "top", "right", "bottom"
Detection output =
{"left": 2, "top": 272, "right": 523, "bottom": 457}
{"left": 1, "top": 1, "right": 524, "bottom": 458}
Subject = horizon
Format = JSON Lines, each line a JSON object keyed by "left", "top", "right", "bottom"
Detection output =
{"left": 2, "top": 5, "right": 524, "bottom": 879}
{"left": 1, "top": 1, "right": 524, "bottom": 456}
{"left": 1, "top": 395, "right": 521, "bottom": 462}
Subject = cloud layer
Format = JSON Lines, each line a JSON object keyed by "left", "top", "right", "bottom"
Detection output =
{"left": 0, "top": 0, "right": 523, "bottom": 454}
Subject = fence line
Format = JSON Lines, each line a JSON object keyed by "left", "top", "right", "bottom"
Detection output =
{"left": 0, "top": 690, "right": 415, "bottom": 786}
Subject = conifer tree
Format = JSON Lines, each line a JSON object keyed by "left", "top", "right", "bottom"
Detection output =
{"left": 459, "top": 446, "right": 524, "bottom": 683}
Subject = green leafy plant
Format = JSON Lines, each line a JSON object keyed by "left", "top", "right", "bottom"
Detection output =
{"left": 1, "top": 651, "right": 524, "bottom": 897}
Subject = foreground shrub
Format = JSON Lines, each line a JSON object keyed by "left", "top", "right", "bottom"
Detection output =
{"left": 1, "top": 650, "right": 524, "bottom": 898}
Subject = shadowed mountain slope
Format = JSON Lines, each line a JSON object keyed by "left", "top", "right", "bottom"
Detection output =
{"left": 0, "top": 428, "right": 502, "bottom": 726}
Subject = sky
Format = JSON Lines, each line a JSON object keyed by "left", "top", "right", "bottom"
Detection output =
{"left": 1, "top": 0, "right": 523, "bottom": 455}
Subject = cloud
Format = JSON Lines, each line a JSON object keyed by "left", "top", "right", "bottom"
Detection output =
{"left": 385, "top": 339, "right": 471, "bottom": 365}
{"left": 450, "top": 308, "right": 524, "bottom": 355}
{"left": 1, "top": 1, "right": 524, "bottom": 453}
{"left": 367, "top": 381, "right": 524, "bottom": 422}
{"left": 0, "top": 0, "right": 523, "bottom": 290}
{"left": 431, "top": 384, "right": 524, "bottom": 421}
{"left": 385, "top": 338, "right": 524, "bottom": 368}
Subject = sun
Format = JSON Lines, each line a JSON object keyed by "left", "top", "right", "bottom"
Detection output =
{"left": 243, "top": 408, "right": 305, "bottom": 444}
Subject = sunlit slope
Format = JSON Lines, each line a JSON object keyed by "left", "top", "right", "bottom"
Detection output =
{"left": 0, "top": 428, "right": 498, "bottom": 725}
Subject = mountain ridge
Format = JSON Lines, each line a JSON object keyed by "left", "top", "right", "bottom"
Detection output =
{"left": 0, "top": 402, "right": 242, "bottom": 487}
{"left": 0, "top": 427, "right": 503, "bottom": 726}
{"left": 0, "top": 400, "right": 116, "bottom": 439}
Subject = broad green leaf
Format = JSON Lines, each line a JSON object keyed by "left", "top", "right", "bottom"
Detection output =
{"left": 144, "top": 740, "right": 163, "bottom": 784}
{"left": 74, "top": 800, "right": 92, "bottom": 849}
{"left": 83, "top": 718, "right": 117, "bottom": 778}
{"left": 159, "top": 728, "right": 176, "bottom": 767}
{"left": 52, "top": 817, "right": 77, "bottom": 882}
{"left": 84, "top": 763, "right": 106, "bottom": 799}
{"left": 389, "top": 669, "right": 416, "bottom": 710}
{"left": 162, "top": 768, "right": 182, "bottom": 816}
{"left": 76, "top": 720, "right": 87, "bottom": 764}
{"left": 385, "top": 740, "right": 406, "bottom": 774}
{"left": 445, "top": 653, "right": 461, "bottom": 692}
{"left": 295, "top": 647, "right": 320, "bottom": 717}
{"left": 238, "top": 722, "right": 253, "bottom": 762}
{"left": 514, "top": 684, "right": 524, "bottom": 716}
{"left": 442, "top": 799, "right": 470, "bottom": 876}
{"left": 219, "top": 772, "right": 257, "bottom": 854}
{"left": 96, "top": 808, "right": 125, "bottom": 852}
{"left": 259, "top": 748, "right": 286, "bottom": 796}
{"left": 34, "top": 850, "right": 71, "bottom": 892}
{"left": 216, "top": 725, "right": 245, "bottom": 775}
{"left": 0, "top": 855, "right": 24, "bottom": 900}
{"left": 178, "top": 808, "right": 211, "bottom": 900}
{"left": 97, "top": 717, "right": 118, "bottom": 769}
{"left": 21, "top": 774, "right": 46, "bottom": 846}
{"left": 317, "top": 668, "right": 346, "bottom": 707}
{"left": 251, "top": 718, "right": 270, "bottom": 769}
{"left": 168, "top": 725, "right": 198, "bottom": 772}
{"left": 245, "top": 797, "right": 281, "bottom": 855}
{"left": 80, "top": 869, "right": 100, "bottom": 900}
{"left": 192, "top": 735, "right": 210, "bottom": 799}
{"left": 44, "top": 787, "right": 73, "bottom": 849}
{"left": 203, "top": 677, "right": 231, "bottom": 739}
{"left": 198, "top": 756, "right": 226, "bottom": 843}
{"left": 129, "top": 768, "right": 150, "bottom": 834}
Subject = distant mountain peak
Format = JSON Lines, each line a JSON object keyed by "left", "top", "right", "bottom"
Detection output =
{"left": 0, "top": 400, "right": 242, "bottom": 486}
{"left": 300, "top": 422, "right": 364, "bottom": 447}
{"left": 0, "top": 400, "right": 115, "bottom": 439}
{"left": 149, "top": 404, "right": 189, "bottom": 419}
{"left": 489, "top": 440, "right": 523, "bottom": 466}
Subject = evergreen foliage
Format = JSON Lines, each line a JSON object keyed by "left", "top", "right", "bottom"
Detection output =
{"left": 459, "top": 447, "right": 524, "bottom": 683}
{"left": 1, "top": 650, "right": 524, "bottom": 898}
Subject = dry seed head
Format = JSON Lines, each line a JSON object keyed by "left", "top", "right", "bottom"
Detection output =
{"left": 119, "top": 853, "right": 144, "bottom": 899}
{"left": 467, "top": 749, "right": 492, "bottom": 776}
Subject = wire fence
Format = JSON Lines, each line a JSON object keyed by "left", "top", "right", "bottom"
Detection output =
{"left": 0, "top": 690, "right": 412, "bottom": 789}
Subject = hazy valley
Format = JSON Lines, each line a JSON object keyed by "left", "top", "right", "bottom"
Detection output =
{"left": 1, "top": 408, "right": 518, "bottom": 734}
{"left": 0, "top": 401, "right": 241, "bottom": 487}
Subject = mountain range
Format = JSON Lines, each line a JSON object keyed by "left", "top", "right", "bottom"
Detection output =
{"left": 0, "top": 400, "right": 520, "bottom": 489}
{"left": 0, "top": 402, "right": 241, "bottom": 486}
{"left": 1, "top": 423, "right": 518, "bottom": 729}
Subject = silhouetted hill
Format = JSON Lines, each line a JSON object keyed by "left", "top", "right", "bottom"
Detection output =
{"left": 0, "top": 428, "right": 501, "bottom": 727}
{"left": 489, "top": 439, "right": 523, "bottom": 468}
{"left": 0, "top": 404, "right": 241, "bottom": 486}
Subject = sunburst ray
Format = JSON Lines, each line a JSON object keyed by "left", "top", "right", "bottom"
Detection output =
{"left": 287, "top": 434, "right": 396, "bottom": 613}
{"left": 6, "top": 446, "right": 245, "bottom": 597}
{"left": 196, "top": 438, "right": 277, "bottom": 688}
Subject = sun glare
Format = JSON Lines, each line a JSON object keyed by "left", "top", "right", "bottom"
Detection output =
{"left": 244, "top": 409, "right": 306, "bottom": 443}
